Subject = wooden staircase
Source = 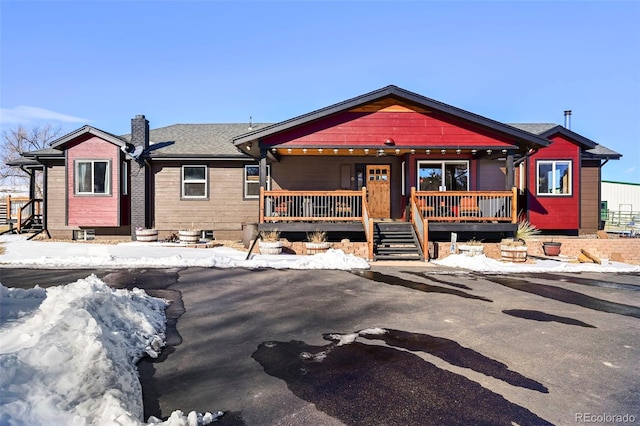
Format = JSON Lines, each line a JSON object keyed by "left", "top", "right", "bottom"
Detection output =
{"left": 373, "top": 222, "right": 424, "bottom": 261}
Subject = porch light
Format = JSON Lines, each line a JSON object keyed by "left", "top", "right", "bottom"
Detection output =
{"left": 501, "top": 149, "right": 507, "bottom": 154}
{"left": 348, "top": 148, "right": 354, "bottom": 154}
{"left": 486, "top": 149, "right": 492, "bottom": 155}
{"left": 384, "top": 138, "right": 395, "bottom": 146}
{"left": 247, "top": 143, "right": 253, "bottom": 151}
{"left": 440, "top": 149, "right": 446, "bottom": 155}
{"left": 318, "top": 148, "right": 323, "bottom": 153}
{"left": 271, "top": 148, "right": 277, "bottom": 153}
{"left": 471, "top": 149, "right": 477, "bottom": 155}
{"left": 302, "top": 148, "right": 308, "bottom": 154}
{"left": 395, "top": 149, "right": 400, "bottom": 154}
{"left": 377, "top": 149, "right": 386, "bottom": 157}
{"left": 333, "top": 148, "right": 339, "bottom": 154}
{"left": 456, "top": 149, "right": 461, "bottom": 154}
{"left": 425, "top": 149, "right": 431, "bottom": 155}
{"left": 410, "top": 149, "right": 415, "bottom": 154}
{"left": 364, "top": 148, "right": 369, "bottom": 154}
{"left": 287, "top": 148, "right": 292, "bottom": 154}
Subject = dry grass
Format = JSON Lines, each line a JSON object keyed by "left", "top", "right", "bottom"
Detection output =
{"left": 0, "top": 243, "right": 4, "bottom": 256}
{"left": 29, "top": 234, "right": 250, "bottom": 251}
{"left": 306, "top": 230, "right": 327, "bottom": 243}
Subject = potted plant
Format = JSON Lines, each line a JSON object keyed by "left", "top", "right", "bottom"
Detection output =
{"left": 259, "top": 230, "right": 283, "bottom": 255}
{"left": 135, "top": 227, "right": 158, "bottom": 242}
{"left": 179, "top": 224, "right": 201, "bottom": 244}
{"left": 542, "top": 240, "right": 562, "bottom": 256}
{"left": 305, "top": 230, "right": 331, "bottom": 255}
{"left": 500, "top": 220, "right": 539, "bottom": 262}
{"left": 457, "top": 239, "right": 484, "bottom": 256}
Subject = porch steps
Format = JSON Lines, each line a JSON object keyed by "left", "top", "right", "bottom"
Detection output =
{"left": 6, "top": 216, "right": 45, "bottom": 240}
{"left": 373, "top": 222, "right": 423, "bottom": 261}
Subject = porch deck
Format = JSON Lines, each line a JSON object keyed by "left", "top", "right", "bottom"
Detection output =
{"left": 259, "top": 187, "right": 518, "bottom": 259}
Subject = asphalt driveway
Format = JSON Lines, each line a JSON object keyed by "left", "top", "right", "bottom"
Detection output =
{"left": 1, "top": 266, "right": 639, "bottom": 425}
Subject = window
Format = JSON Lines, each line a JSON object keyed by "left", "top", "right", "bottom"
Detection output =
{"left": 244, "top": 165, "right": 270, "bottom": 198}
{"left": 537, "top": 160, "right": 571, "bottom": 195}
{"left": 182, "top": 165, "right": 208, "bottom": 198}
{"left": 122, "top": 161, "right": 128, "bottom": 196}
{"left": 76, "top": 160, "right": 110, "bottom": 194}
{"left": 417, "top": 161, "right": 469, "bottom": 191}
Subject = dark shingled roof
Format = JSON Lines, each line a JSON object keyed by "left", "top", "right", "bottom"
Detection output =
{"left": 509, "top": 123, "right": 621, "bottom": 160}
{"left": 121, "top": 123, "right": 271, "bottom": 158}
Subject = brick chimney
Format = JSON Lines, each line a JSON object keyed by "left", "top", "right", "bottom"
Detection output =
{"left": 130, "top": 115, "right": 150, "bottom": 239}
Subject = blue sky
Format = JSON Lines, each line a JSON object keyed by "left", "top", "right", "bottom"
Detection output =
{"left": 1, "top": 1, "right": 639, "bottom": 183}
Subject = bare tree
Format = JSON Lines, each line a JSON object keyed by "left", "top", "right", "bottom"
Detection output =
{"left": 1, "top": 124, "right": 62, "bottom": 196}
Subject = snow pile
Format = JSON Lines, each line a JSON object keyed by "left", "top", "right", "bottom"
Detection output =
{"left": 432, "top": 253, "right": 640, "bottom": 273}
{"left": 0, "top": 235, "right": 370, "bottom": 270}
{"left": 0, "top": 276, "right": 221, "bottom": 425}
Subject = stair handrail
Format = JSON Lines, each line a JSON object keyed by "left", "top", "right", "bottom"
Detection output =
{"left": 16, "top": 198, "right": 42, "bottom": 233}
{"left": 410, "top": 187, "right": 428, "bottom": 260}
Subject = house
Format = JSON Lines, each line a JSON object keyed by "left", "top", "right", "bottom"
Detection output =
{"left": 8, "top": 85, "right": 621, "bottom": 260}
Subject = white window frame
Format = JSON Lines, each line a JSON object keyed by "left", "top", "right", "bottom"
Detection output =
{"left": 417, "top": 160, "right": 469, "bottom": 191}
{"left": 536, "top": 160, "right": 572, "bottom": 196}
{"left": 75, "top": 160, "right": 110, "bottom": 195}
{"left": 182, "top": 165, "right": 208, "bottom": 199}
{"left": 244, "top": 165, "right": 270, "bottom": 199}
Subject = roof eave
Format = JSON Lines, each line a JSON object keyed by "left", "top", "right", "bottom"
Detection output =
{"left": 232, "top": 85, "right": 551, "bottom": 148}
{"left": 539, "top": 125, "right": 598, "bottom": 149}
{"left": 50, "top": 125, "right": 128, "bottom": 149}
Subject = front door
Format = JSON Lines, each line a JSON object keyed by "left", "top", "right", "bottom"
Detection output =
{"left": 366, "top": 165, "right": 390, "bottom": 218}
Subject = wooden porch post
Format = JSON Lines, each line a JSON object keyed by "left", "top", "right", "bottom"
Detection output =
{"left": 259, "top": 145, "right": 267, "bottom": 189}
{"left": 511, "top": 186, "right": 518, "bottom": 223}
{"left": 259, "top": 186, "right": 265, "bottom": 224}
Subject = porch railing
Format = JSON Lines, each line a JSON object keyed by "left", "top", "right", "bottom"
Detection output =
{"left": 413, "top": 188, "right": 518, "bottom": 223}
{"left": 4, "top": 196, "right": 43, "bottom": 233}
{"left": 5, "top": 195, "right": 31, "bottom": 223}
{"left": 16, "top": 198, "right": 43, "bottom": 233}
{"left": 409, "top": 191, "right": 429, "bottom": 259}
{"left": 361, "top": 189, "right": 374, "bottom": 260}
{"left": 260, "top": 188, "right": 364, "bottom": 222}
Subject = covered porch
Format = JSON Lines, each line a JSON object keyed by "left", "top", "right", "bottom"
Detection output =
{"left": 258, "top": 187, "right": 518, "bottom": 260}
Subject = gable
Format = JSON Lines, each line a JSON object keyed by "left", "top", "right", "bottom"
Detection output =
{"left": 233, "top": 85, "right": 551, "bottom": 152}
{"left": 260, "top": 101, "right": 524, "bottom": 150}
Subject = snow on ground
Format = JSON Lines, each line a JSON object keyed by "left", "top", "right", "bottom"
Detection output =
{"left": 0, "top": 234, "right": 370, "bottom": 270}
{"left": 0, "top": 234, "right": 638, "bottom": 425}
{"left": 0, "top": 276, "right": 222, "bottom": 425}
{"left": 432, "top": 253, "right": 640, "bottom": 273}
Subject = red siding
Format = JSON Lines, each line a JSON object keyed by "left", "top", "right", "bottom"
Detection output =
{"left": 67, "top": 136, "right": 121, "bottom": 227}
{"left": 263, "top": 110, "right": 517, "bottom": 148}
{"left": 527, "top": 135, "right": 581, "bottom": 230}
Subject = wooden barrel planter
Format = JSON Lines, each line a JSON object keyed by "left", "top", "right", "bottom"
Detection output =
{"left": 305, "top": 242, "right": 331, "bottom": 255}
{"left": 259, "top": 241, "right": 283, "bottom": 255}
{"left": 136, "top": 228, "right": 158, "bottom": 242}
{"left": 179, "top": 230, "right": 200, "bottom": 244}
{"left": 500, "top": 244, "right": 528, "bottom": 262}
{"left": 457, "top": 244, "right": 484, "bottom": 257}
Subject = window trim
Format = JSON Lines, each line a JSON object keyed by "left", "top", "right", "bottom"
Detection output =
{"left": 536, "top": 160, "right": 572, "bottom": 196}
{"left": 75, "top": 159, "right": 111, "bottom": 195}
{"left": 416, "top": 160, "right": 469, "bottom": 191}
{"left": 181, "top": 165, "right": 208, "bottom": 199}
{"left": 244, "top": 164, "right": 270, "bottom": 199}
